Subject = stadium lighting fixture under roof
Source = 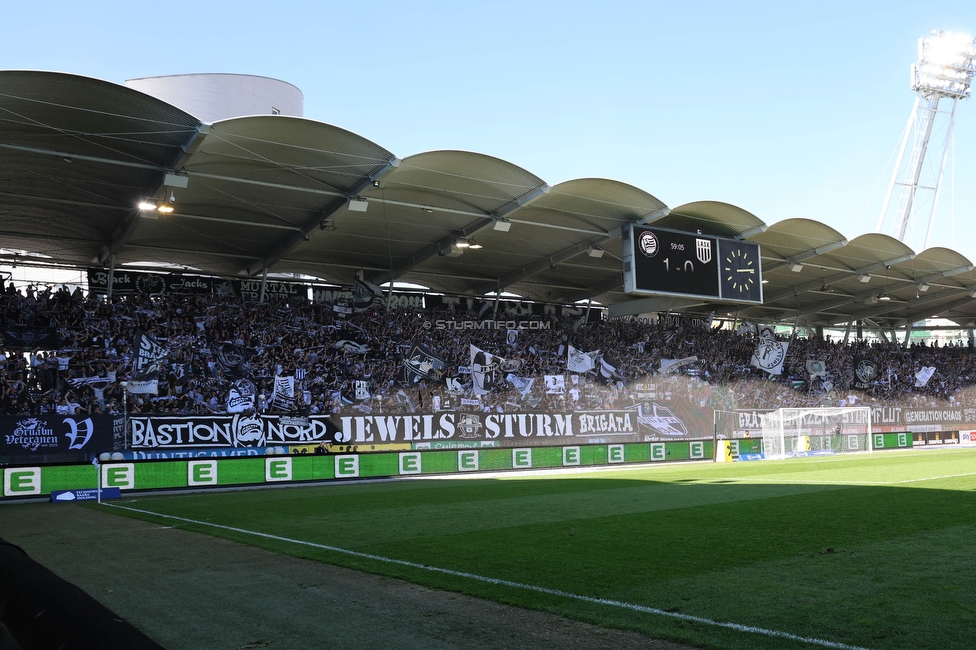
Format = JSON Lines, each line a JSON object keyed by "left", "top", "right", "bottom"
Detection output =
{"left": 877, "top": 30, "right": 976, "bottom": 247}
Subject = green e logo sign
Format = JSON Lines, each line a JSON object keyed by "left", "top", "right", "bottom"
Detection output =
{"left": 265, "top": 457, "right": 292, "bottom": 482}
{"left": 562, "top": 446, "right": 580, "bottom": 466}
{"left": 513, "top": 448, "right": 532, "bottom": 469}
{"left": 335, "top": 455, "right": 360, "bottom": 477}
{"left": 458, "top": 450, "right": 479, "bottom": 472}
{"left": 399, "top": 453, "right": 421, "bottom": 475}
{"left": 102, "top": 463, "right": 134, "bottom": 490}
{"left": 608, "top": 444, "right": 624, "bottom": 463}
{"left": 690, "top": 441, "right": 704, "bottom": 459}
{"left": 3, "top": 467, "right": 41, "bottom": 496}
{"left": 650, "top": 443, "right": 666, "bottom": 461}
{"left": 188, "top": 461, "right": 218, "bottom": 486}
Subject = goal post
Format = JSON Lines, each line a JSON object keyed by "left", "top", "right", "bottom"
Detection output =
{"left": 759, "top": 407, "right": 873, "bottom": 460}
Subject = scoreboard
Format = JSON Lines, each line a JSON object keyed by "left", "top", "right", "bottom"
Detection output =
{"left": 622, "top": 225, "right": 763, "bottom": 304}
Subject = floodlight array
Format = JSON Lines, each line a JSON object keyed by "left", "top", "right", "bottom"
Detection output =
{"left": 911, "top": 30, "right": 976, "bottom": 99}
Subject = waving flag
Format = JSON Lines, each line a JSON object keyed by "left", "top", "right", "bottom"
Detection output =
{"left": 914, "top": 366, "right": 936, "bottom": 387}
{"left": 567, "top": 345, "right": 598, "bottom": 373}
{"left": 471, "top": 345, "right": 501, "bottom": 395}
{"left": 505, "top": 374, "right": 534, "bottom": 396}
{"left": 396, "top": 343, "right": 445, "bottom": 387}
{"left": 128, "top": 330, "right": 167, "bottom": 394}
{"left": 751, "top": 340, "right": 789, "bottom": 375}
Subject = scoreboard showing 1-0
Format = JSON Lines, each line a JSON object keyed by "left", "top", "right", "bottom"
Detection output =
{"left": 622, "top": 225, "right": 763, "bottom": 304}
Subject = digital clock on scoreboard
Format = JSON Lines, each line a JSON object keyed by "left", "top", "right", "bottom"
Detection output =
{"left": 623, "top": 225, "right": 763, "bottom": 304}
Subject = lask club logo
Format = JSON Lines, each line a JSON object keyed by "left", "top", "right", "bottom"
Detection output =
{"left": 637, "top": 404, "right": 688, "bottom": 437}
{"left": 696, "top": 238, "right": 712, "bottom": 264}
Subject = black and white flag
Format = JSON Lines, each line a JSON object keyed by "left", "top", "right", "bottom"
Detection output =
{"left": 270, "top": 375, "right": 296, "bottom": 411}
{"left": 505, "top": 373, "right": 534, "bottom": 396}
{"left": 354, "top": 278, "right": 385, "bottom": 310}
{"left": 471, "top": 344, "right": 501, "bottom": 395}
{"left": 658, "top": 356, "right": 698, "bottom": 374}
{"left": 396, "top": 343, "right": 446, "bottom": 387}
{"left": 67, "top": 376, "right": 110, "bottom": 389}
{"left": 806, "top": 360, "right": 828, "bottom": 380}
{"left": 354, "top": 379, "right": 372, "bottom": 401}
{"left": 335, "top": 339, "right": 370, "bottom": 355}
{"left": 567, "top": 345, "right": 599, "bottom": 373}
{"left": 129, "top": 330, "right": 168, "bottom": 394}
{"left": 853, "top": 358, "right": 878, "bottom": 389}
{"left": 598, "top": 354, "right": 624, "bottom": 382}
{"left": 914, "top": 366, "right": 936, "bottom": 388}
{"left": 215, "top": 342, "right": 251, "bottom": 378}
{"left": 751, "top": 340, "right": 789, "bottom": 376}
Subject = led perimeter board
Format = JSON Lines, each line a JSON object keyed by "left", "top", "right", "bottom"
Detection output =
{"left": 622, "top": 225, "right": 763, "bottom": 304}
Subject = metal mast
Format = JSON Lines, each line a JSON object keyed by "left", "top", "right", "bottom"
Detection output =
{"left": 876, "top": 31, "right": 976, "bottom": 247}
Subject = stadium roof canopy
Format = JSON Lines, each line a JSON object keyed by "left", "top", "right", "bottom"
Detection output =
{"left": 3, "top": 70, "right": 976, "bottom": 333}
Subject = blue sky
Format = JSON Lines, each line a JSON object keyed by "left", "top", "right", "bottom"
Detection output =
{"left": 3, "top": 1, "right": 974, "bottom": 256}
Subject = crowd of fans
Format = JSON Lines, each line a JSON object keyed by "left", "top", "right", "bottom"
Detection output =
{"left": 1, "top": 281, "right": 974, "bottom": 418}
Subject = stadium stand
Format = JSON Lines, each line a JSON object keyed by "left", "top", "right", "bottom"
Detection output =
{"left": 1, "top": 282, "right": 972, "bottom": 420}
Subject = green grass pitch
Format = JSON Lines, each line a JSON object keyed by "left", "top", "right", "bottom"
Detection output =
{"left": 98, "top": 448, "right": 976, "bottom": 650}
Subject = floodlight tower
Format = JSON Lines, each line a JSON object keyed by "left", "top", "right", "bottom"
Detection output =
{"left": 877, "top": 30, "right": 976, "bottom": 246}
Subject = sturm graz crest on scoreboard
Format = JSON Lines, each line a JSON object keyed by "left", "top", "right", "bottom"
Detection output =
{"left": 638, "top": 230, "right": 659, "bottom": 258}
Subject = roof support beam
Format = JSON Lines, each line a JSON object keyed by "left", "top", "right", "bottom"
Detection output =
{"left": 927, "top": 295, "right": 976, "bottom": 320}
{"left": 795, "top": 285, "right": 953, "bottom": 320}
{"left": 737, "top": 224, "right": 768, "bottom": 238}
{"left": 370, "top": 216, "right": 494, "bottom": 286}
{"left": 0, "top": 191, "right": 132, "bottom": 212}
{"left": 760, "top": 239, "right": 849, "bottom": 274}
{"left": 916, "top": 264, "right": 975, "bottom": 284}
{"left": 563, "top": 274, "right": 624, "bottom": 304}
{"left": 493, "top": 184, "right": 551, "bottom": 219}
{"left": 242, "top": 158, "right": 400, "bottom": 277}
{"left": 0, "top": 143, "right": 164, "bottom": 172}
{"left": 763, "top": 254, "right": 915, "bottom": 303}
{"left": 98, "top": 124, "right": 210, "bottom": 265}
{"left": 481, "top": 209, "right": 671, "bottom": 296}
{"left": 505, "top": 219, "right": 608, "bottom": 237}
{"left": 488, "top": 237, "right": 608, "bottom": 294}
{"left": 368, "top": 184, "right": 550, "bottom": 286}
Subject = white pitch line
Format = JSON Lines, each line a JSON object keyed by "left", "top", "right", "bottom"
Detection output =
{"left": 894, "top": 471, "right": 976, "bottom": 484}
{"left": 103, "top": 502, "right": 871, "bottom": 650}
{"left": 689, "top": 478, "right": 889, "bottom": 486}
{"left": 688, "top": 471, "right": 976, "bottom": 487}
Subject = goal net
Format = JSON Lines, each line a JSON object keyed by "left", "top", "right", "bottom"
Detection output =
{"left": 759, "top": 407, "right": 872, "bottom": 460}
